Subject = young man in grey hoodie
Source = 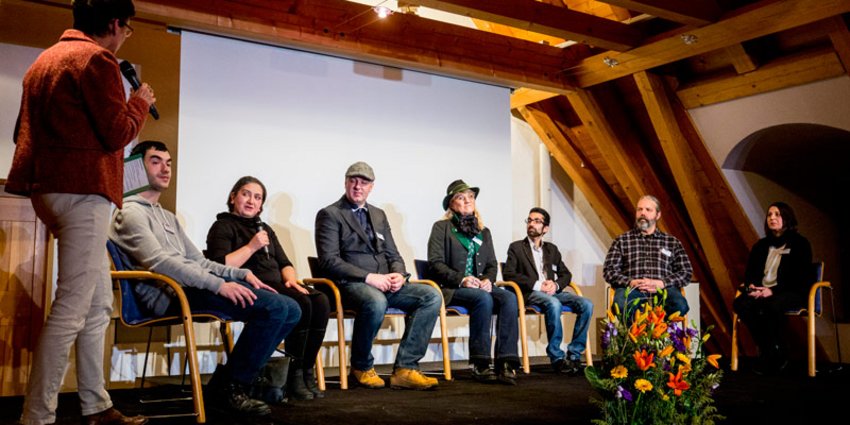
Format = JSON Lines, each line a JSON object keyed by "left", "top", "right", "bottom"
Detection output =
{"left": 108, "top": 140, "right": 300, "bottom": 416}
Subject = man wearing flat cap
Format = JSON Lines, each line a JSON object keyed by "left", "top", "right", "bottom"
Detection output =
{"left": 314, "top": 161, "right": 442, "bottom": 390}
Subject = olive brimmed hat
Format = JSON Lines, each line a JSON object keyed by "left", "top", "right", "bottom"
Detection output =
{"left": 442, "top": 179, "right": 479, "bottom": 210}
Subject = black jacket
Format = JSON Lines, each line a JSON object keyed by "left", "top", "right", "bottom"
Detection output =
{"left": 426, "top": 219, "right": 497, "bottom": 304}
{"left": 503, "top": 238, "right": 572, "bottom": 297}
{"left": 744, "top": 230, "right": 813, "bottom": 299}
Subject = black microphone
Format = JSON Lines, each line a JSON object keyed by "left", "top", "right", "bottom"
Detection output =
{"left": 119, "top": 60, "right": 159, "bottom": 120}
{"left": 255, "top": 218, "right": 270, "bottom": 259}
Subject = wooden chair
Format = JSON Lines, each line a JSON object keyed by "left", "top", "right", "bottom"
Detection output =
{"left": 304, "top": 257, "right": 451, "bottom": 390}
{"left": 731, "top": 261, "right": 838, "bottom": 377}
{"left": 108, "top": 240, "right": 234, "bottom": 424}
{"left": 414, "top": 259, "right": 530, "bottom": 374}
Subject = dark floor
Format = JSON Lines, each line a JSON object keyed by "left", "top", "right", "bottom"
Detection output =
{"left": 1, "top": 358, "right": 845, "bottom": 425}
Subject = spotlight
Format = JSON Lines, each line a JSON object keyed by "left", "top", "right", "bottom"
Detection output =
{"left": 373, "top": 6, "right": 393, "bottom": 19}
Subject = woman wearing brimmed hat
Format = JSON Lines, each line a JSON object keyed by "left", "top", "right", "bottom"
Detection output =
{"left": 424, "top": 180, "right": 521, "bottom": 385}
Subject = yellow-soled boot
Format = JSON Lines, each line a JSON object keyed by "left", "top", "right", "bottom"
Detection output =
{"left": 389, "top": 368, "right": 438, "bottom": 390}
{"left": 352, "top": 368, "right": 385, "bottom": 389}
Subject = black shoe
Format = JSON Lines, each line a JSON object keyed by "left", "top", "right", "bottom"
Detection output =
{"left": 496, "top": 362, "right": 517, "bottom": 386}
{"left": 562, "top": 358, "right": 582, "bottom": 376}
{"left": 287, "top": 368, "right": 315, "bottom": 400}
{"left": 552, "top": 358, "right": 565, "bottom": 373}
{"left": 471, "top": 363, "right": 497, "bottom": 383}
{"left": 303, "top": 367, "right": 325, "bottom": 398}
{"left": 217, "top": 382, "right": 272, "bottom": 416}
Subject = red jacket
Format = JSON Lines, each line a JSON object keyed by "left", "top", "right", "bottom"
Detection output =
{"left": 5, "top": 29, "right": 148, "bottom": 207}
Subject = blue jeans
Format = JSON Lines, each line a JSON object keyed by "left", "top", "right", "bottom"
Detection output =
{"left": 526, "top": 290, "right": 593, "bottom": 363}
{"left": 338, "top": 282, "right": 441, "bottom": 371}
{"left": 613, "top": 287, "right": 689, "bottom": 322}
{"left": 180, "top": 282, "right": 301, "bottom": 385}
{"left": 451, "top": 287, "right": 519, "bottom": 365}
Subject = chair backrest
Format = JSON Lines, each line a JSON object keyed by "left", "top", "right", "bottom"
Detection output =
{"left": 811, "top": 261, "right": 825, "bottom": 314}
{"left": 307, "top": 256, "right": 322, "bottom": 278}
{"left": 106, "top": 240, "right": 147, "bottom": 325}
{"left": 414, "top": 259, "right": 429, "bottom": 280}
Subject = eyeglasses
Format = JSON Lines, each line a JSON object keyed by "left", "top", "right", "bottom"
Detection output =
{"left": 119, "top": 20, "right": 134, "bottom": 37}
{"left": 524, "top": 218, "right": 545, "bottom": 225}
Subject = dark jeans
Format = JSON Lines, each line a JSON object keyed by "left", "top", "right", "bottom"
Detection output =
{"left": 338, "top": 281, "right": 441, "bottom": 371}
{"left": 613, "top": 286, "right": 689, "bottom": 322}
{"left": 178, "top": 282, "right": 301, "bottom": 385}
{"left": 526, "top": 290, "right": 593, "bottom": 362}
{"left": 450, "top": 286, "right": 519, "bottom": 366}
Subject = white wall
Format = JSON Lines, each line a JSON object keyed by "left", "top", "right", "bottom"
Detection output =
{"left": 0, "top": 43, "right": 42, "bottom": 178}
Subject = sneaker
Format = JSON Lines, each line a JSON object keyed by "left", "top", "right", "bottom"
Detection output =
{"left": 390, "top": 368, "right": 438, "bottom": 390}
{"left": 217, "top": 382, "right": 271, "bottom": 416}
{"left": 471, "top": 363, "right": 497, "bottom": 383}
{"left": 352, "top": 368, "right": 386, "bottom": 389}
{"left": 496, "top": 362, "right": 517, "bottom": 386}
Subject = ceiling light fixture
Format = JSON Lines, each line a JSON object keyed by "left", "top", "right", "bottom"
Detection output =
{"left": 373, "top": 6, "right": 393, "bottom": 19}
{"left": 603, "top": 57, "right": 619, "bottom": 68}
{"left": 681, "top": 34, "right": 698, "bottom": 45}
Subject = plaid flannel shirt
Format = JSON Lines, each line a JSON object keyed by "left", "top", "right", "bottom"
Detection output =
{"left": 603, "top": 227, "right": 693, "bottom": 289}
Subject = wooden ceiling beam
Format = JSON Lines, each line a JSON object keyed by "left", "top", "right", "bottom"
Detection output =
{"left": 567, "top": 0, "right": 850, "bottom": 87}
{"left": 132, "top": 0, "right": 579, "bottom": 93}
{"left": 826, "top": 16, "right": 850, "bottom": 75}
{"left": 676, "top": 48, "right": 845, "bottom": 108}
{"left": 412, "top": 0, "right": 644, "bottom": 51}
{"left": 724, "top": 43, "right": 757, "bottom": 74}
{"left": 510, "top": 88, "right": 562, "bottom": 110}
{"left": 517, "top": 105, "right": 630, "bottom": 237}
{"left": 634, "top": 70, "right": 737, "bottom": 336}
{"left": 596, "top": 0, "right": 721, "bottom": 26}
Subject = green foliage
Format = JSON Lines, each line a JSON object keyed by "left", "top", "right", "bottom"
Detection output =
{"left": 585, "top": 289, "right": 725, "bottom": 425}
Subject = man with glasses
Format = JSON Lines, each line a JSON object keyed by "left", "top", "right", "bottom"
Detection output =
{"left": 503, "top": 208, "right": 593, "bottom": 375}
{"left": 6, "top": 1, "right": 154, "bottom": 424}
{"left": 314, "top": 161, "right": 442, "bottom": 390}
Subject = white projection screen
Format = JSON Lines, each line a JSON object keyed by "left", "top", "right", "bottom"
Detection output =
{"left": 176, "top": 31, "right": 512, "bottom": 276}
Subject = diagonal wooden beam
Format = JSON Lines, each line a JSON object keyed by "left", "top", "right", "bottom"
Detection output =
{"left": 567, "top": 0, "right": 850, "bottom": 87}
{"left": 518, "top": 106, "right": 630, "bottom": 237}
{"left": 565, "top": 88, "right": 645, "bottom": 207}
{"left": 510, "top": 88, "right": 562, "bottom": 110}
{"left": 724, "top": 43, "right": 757, "bottom": 74}
{"left": 596, "top": 0, "right": 721, "bottom": 26}
{"left": 634, "top": 71, "right": 739, "bottom": 335}
{"left": 413, "top": 0, "right": 644, "bottom": 51}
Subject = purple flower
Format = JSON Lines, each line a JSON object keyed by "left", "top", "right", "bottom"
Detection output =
{"left": 616, "top": 385, "right": 633, "bottom": 402}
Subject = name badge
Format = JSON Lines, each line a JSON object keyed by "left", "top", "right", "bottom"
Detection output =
{"left": 473, "top": 238, "right": 483, "bottom": 246}
{"left": 376, "top": 232, "right": 385, "bottom": 241}
{"left": 660, "top": 248, "right": 672, "bottom": 257}
{"left": 551, "top": 265, "right": 557, "bottom": 271}
{"left": 781, "top": 248, "right": 791, "bottom": 254}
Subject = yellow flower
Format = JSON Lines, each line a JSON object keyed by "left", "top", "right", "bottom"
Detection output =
{"left": 702, "top": 333, "right": 711, "bottom": 342}
{"left": 610, "top": 365, "right": 628, "bottom": 379}
{"left": 661, "top": 393, "right": 670, "bottom": 401}
{"left": 635, "top": 379, "right": 653, "bottom": 393}
{"left": 668, "top": 311, "right": 684, "bottom": 322}
{"left": 659, "top": 345, "right": 674, "bottom": 358}
{"left": 606, "top": 308, "right": 617, "bottom": 323}
{"left": 707, "top": 354, "right": 722, "bottom": 369}
{"left": 675, "top": 353, "right": 691, "bottom": 365}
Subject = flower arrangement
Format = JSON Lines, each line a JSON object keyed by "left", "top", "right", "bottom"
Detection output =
{"left": 585, "top": 289, "right": 724, "bottom": 425}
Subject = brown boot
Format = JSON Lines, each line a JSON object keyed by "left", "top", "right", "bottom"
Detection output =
{"left": 352, "top": 368, "right": 386, "bottom": 389}
{"left": 390, "top": 368, "right": 438, "bottom": 390}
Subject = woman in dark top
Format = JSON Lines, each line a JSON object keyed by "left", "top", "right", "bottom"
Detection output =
{"left": 734, "top": 201, "right": 813, "bottom": 374}
{"left": 207, "top": 176, "right": 330, "bottom": 400}
{"left": 425, "top": 179, "right": 520, "bottom": 385}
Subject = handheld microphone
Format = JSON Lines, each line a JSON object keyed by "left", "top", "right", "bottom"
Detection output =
{"left": 119, "top": 60, "right": 159, "bottom": 120}
{"left": 255, "top": 218, "right": 270, "bottom": 259}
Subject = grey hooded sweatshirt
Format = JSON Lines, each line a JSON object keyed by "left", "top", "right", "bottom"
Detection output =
{"left": 109, "top": 194, "right": 248, "bottom": 315}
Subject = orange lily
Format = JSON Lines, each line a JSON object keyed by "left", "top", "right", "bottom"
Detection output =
{"left": 667, "top": 369, "right": 690, "bottom": 396}
{"left": 652, "top": 322, "right": 668, "bottom": 339}
{"left": 633, "top": 349, "right": 656, "bottom": 371}
{"left": 629, "top": 322, "right": 647, "bottom": 343}
{"left": 668, "top": 311, "right": 684, "bottom": 322}
{"left": 707, "top": 354, "right": 722, "bottom": 369}
{"left": 659, "top": 345, "right": 674, "bottom": 358}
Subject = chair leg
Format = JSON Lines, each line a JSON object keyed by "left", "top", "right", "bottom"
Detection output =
{"left": 315, "top": 352, "right": 326, "bottom": 391}
{"left": 808, "top": 308, "right": 817, "bottom": 377}
{"left": 335, "top": 313, "right": 348, "bottom": 390}
{"left": 518, "top": 306, "right": 529, "bottom": 374}
{"left": 140, "top": 327, "right": 154, "bottom": 389}
{"left": 439, "top": 304, "right": 452, "bottom": 381}
{"left": 180, "top": 316, "right": 205, "bottom": 423}
{"left": 731, "top": 314, "right": 739, "bottom": 371}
